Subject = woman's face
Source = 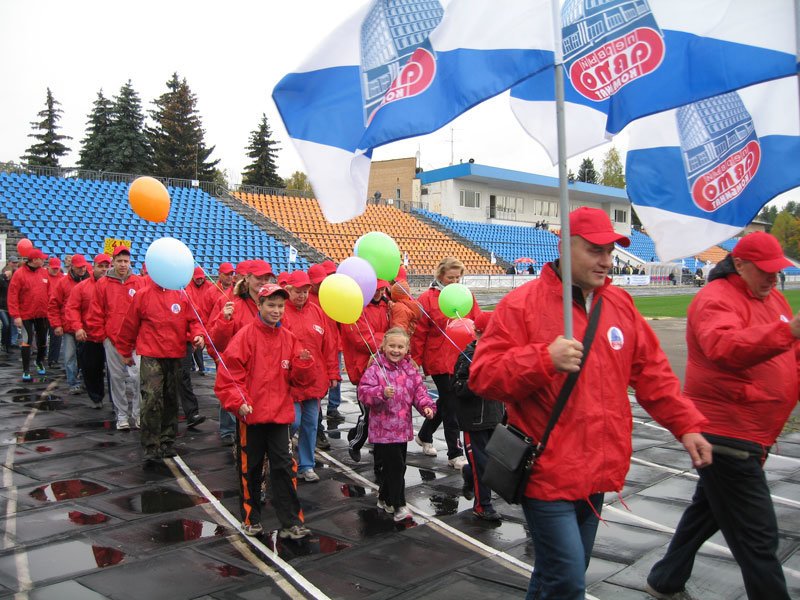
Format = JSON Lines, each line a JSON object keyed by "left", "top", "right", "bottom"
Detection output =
{"left": 287, "top": 285, "right": 310, "bottom": 308}
{"left": 439, "top": 267, "right": 462, "bottom": 286}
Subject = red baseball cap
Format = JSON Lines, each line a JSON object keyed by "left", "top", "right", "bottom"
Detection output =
{"left": 218, "top": 262, "right": 234, "bottom": 274}
{"left": 71, "top": 254, "right": 89, "bottom": 268}
{"left": 732, "top": 232, "right": 792, "bottom": 273}
{"left": 376, "top": 279, "right": 390, "bottom": 289}
{"left": 258, "top": 283, "right": 289, "bottom": 299}
{"left": 48, "top": 257, "right": 62, "bottom": 268}
{"left": 112, "top": 245, "right": 131, "bottom": 257}
{"left": 285, "top": 270, "right": 311, "bottom": 288}
{"left": 236, "top": 260, "right": 250, "bottom": 275}
{"left": 27, "top": 249, "right": 47, "bottom": 260}
{"left": 277, "top": 272, "right": 289, "bottom": 287}
{"left": 249, "top": 260, "right": 274, "bottom": 277}
{"left": 568, "top": 207, "right": 630, "bottom": 247}
{"left": 474, "top": 312, "right": 492, "bottom": 333}
{"left": 94, "top": 253, "right": 112, "bottom": 265}
{"left": 193, "top": 266, "right": 205, "bottom": 279}
{"left": 308, "top": 264, "right": 327, "bottom": 284}
{"left": 321, "top": 260, "right": 337, "bottom": 275}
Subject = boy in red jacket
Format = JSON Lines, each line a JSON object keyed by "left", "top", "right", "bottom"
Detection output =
{"left": 215, "top": 284, "right": 315, "bottom": 539}
{"left": 8, "top": 248, "right": 51, "bottom": 381}
{"left": 116, "top": 283, "right": 205, "bottom": 464}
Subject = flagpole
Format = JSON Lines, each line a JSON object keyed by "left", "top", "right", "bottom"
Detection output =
{"left": 552, "top": 0, "right": 573, "bottom": 339}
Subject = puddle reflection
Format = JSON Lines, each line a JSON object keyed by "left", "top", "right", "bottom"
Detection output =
{"left": 68, "top": 511, "right": 110, "bottom": 525}
{"left": 16, "top": 428, "right": 67, "bottom": 442}
{"left": 30, "top": 479, "right": 109, "bottom": 502}
{"left": 158, "top": 518, "right": 227, "bottom": 542}
{"left": 261, "top": 532, "right": 351, "bottom": 560}
{"left": 121, "top": 487, "right": 208, "bottom": 513}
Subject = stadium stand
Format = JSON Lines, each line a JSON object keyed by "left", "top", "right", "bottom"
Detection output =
{"left": 233, "top": 193, "right": 503, "bottom": 275}
{"left": 0, "top": 171, "right": 309, "bottom": 274}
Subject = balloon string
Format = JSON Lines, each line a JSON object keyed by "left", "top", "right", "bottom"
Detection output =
{"left": 364, "top": 317, "right": 391, "bottom": 384}
{"left": 195, "top": 263, "right": 233, "bottom": 302}
{"left": 353, "top": 317, "right": 390, "bottom": 386}
{"left": 181, "top": 289, "right": 250, "bottom": 420}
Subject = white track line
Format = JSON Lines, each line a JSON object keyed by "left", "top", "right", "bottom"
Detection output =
{"left": 171, "top": 455, "right": 329, "bottom": 600}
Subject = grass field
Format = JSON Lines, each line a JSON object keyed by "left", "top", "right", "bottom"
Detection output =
{"left": 635, "top": 289, "right": 800, "bottom": 318}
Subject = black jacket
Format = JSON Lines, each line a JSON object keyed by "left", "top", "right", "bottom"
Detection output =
{"left": 452, "top": 341, "right": 504, "bottom": 431}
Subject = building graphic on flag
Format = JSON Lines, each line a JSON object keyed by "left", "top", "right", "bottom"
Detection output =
{"left": 359, "top": 0, "right": 444, "bottom": 124}
{"left": 561, "top": 0, "right": 663, "bottom": 102}
{"left": 676, "top": 92, "right": 760, "bottom": 212}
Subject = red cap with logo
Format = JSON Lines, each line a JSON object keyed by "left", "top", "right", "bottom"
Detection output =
{"left": 48, "top": 257, "right": 62, "bottom": 268}
{"left": 27, "top": 249, "right": 47, "bottom": 260}
{"left": 71, "top": 254, "right": 89, "bottom": 268}
{"left": 236, "top": 260, "right": 250, "bottom": 275}
{"left": 94, "top": 253, "right": 112, "bottom": 265}
{"left": 732, "top": 232, "right": 792, "bottom": 273}
{"left": 308, "top": 264, "right": 328, "bottom": 284}
{"left": 112, "top": 245, "right": 131, "bottom": 257}
{"left": 277, "top": 272, "right": 289, "bottom": 287}
{"left": 568, "top": 207, "right": 630, "bottom": 247}
{"left": 218, "top": 262, "right": 234, "bottom": 274}
{"left": 321, "top": 260, "right": 337, "bottom": 275}
{"left": 258, "top": 283, "right": 289, "bottom": 299}
{"left": 249, "top": 260, "right": 274, "bottom": 277}
{"left": 285, "top": 270, "right": 311, "bottom": 288}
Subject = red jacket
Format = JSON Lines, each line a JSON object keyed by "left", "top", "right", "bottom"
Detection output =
{"left": 202, "top": 283, "right": 234, "bottom": 327}
{"left": 214, "top": 318, "right": 315, "bottom": 424}
{"left": 86, "top": 272, "right": 144, "bottom": 345}
{"left": 411, "top": 286, "right": 481, "bottom": 376}
{"left": 390, "top": 297, "right": 421, "bottom": 336}
{"left": 65, "top": 275, "right": 104, "bottom": 342}
{"left": 116, "top": 286, "right": 203, "bottom": 359}
{"left": 48, "top": 272, "right": 86, "bottom": 331}
{"left": 684, "top": 273, "right": 799, "bottom": 446}
{"left": 341, "top": 298, "right": 391, "bottom": 385}
{"left": 184, "top": 280, "right": 213, "bottom": 323}
{"left": 309, "top": 291, "right": 342, "bottom": 352}
{"left": 282, "top": 299, "right": 340, "bottom": 400}
{"left": 8, "top": 264, "right": 50, "bottom": 320}
{"left": 206, "top": 292, "right": 259, "bottom": 355}
{"left": 470, "top": 264, "right": 707, "bottom": 502}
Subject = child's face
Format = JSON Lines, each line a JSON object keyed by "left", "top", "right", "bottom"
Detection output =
{"left": 382, "top": 334, "right": 409, "bottom": 363}
{"left": 259, "top": 296, "right": 286, "bottom": 325}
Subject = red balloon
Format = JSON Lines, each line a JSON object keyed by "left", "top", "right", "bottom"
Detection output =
{"left": 17, "top": 238, "right": 32, "bottom": 257}
{"left": 446, "top": 318, "right": 475, "bottom": 352}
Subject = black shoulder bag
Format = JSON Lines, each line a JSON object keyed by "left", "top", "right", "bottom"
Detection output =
{"left": 481, "top": 298, "right": 604, "bottom": 504}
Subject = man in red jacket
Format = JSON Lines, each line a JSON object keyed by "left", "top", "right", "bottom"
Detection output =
{"left": 8, "top": 248, "right": 51, "bottom": 382}
{"left": 470, "top": 207, "right": 712, "bottom": 600}
{"left": 49, "top": 254, "right": 90, "bottom": 393}
{"left": 87, "top": 246, "right": 143, "bottom": 430}
{"left": 184, "top": 266, "right": 211, "bottom": 374}
{"left": 46, "top": 257, "right": 65, "bottom": 368}
{"left": 647, "top": 232, "right": 798, "bottom": 600}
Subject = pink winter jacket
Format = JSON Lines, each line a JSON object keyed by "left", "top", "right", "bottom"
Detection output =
{"left": 358, "top": 353, "right": 436, "bottom": 444}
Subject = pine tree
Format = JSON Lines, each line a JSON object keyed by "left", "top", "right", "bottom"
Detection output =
{"left": 106, "top": 80, "right": 153, "bottom": 174}
{"left": 600, "top": 147, "right": 626, "bottom": 189}
{"left": 577, "top": 158, "right": 597, "bottom": 184}
{"left": 22, "top": 88, "right": 72, "bottom": 168}
{"left": 242, "top": 114, "right": 283, "bottom": 187}
{"left": 147, "top": 73, "right": 219, "bottom": 180}
{"left": 78, "top": 90, "right": 114, "bottom": 171}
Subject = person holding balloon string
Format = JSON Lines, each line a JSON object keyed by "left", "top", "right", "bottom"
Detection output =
{"left": 410, "top": 257, "right": 480, "bottom": 469}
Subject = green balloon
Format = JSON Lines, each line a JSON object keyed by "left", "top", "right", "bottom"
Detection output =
{"left": 438, "top": 283, "right": 474, "bottom": 318}
{"left": 354, "top": 232, "right": 401, "bottom": 281}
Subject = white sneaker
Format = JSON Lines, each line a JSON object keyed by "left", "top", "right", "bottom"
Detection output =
{"left": 377, "top": 499, "right": 394, "bottom": 514}
{"left": 448, "top": 456, "right": 468, "bottom": 469}
{"left": 117, "top": 417, "right": 130, "bottom": 431}
{"left": 393, "top": 506, "right": 412, "bottom": 522}
{"left": 300, "top": 470, "right": 320, "bottom": 482}
{"left": 415, "top": 435, "right": 437, "bottom": 456}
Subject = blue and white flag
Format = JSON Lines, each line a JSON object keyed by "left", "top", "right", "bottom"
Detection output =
{"left": 626, "top": 76, "right": 800, "bottom": 261}
{"left": 510, "top": 0, "right": 798, "bottom": 162}
{"left": 288, "top": 245, "right": 298, "bottom": 263}
{"left": 273, "top": 0, "right": 555, "bottom": 223}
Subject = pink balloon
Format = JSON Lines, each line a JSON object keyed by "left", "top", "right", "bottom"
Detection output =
{"left": 337, "top": 257, "right": 377, "bottom": 307}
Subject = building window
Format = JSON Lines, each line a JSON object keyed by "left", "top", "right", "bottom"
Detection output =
{"left": 613, "top": 209, "right": 627, "bottom": 223}
{"left": 459, "top": 189, "right": 481, "bottom": 208}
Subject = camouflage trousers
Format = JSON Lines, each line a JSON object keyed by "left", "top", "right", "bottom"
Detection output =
{"left": 140, "top": 356, "right": 182, "bottom": 454}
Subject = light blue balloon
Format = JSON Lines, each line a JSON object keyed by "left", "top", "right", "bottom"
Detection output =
{"left": 145, "top": 237, "right": 195, "bottom": 291}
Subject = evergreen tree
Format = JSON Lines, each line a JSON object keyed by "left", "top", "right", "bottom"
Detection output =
{"left": 757, "top": 205, "right": 779, "bottom": 225}
{"left": 577, "top": 158, "right": 597, "bottom": 184}
{"left": 78, "top": 90, "right": 114, "bottom": 171}
{"left": 147, "top": 73, "right": 219, "bottom": 180}
{"left": 22, "top": 88, "right": 71, "bottom": 168}
{"left": 242, "top": 114, "right": 283, "bottom": 187}
{"left": 106, "top": 80, "right": 152, "bottom": 173}
{"left": 600, "top": 147, "right": 626, "bottom": 188}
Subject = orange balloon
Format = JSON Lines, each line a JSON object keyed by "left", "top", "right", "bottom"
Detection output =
{"left": 128, "top": 176, "right": 170, "bottom": 222}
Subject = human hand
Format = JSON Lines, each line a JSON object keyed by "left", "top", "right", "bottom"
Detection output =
{"left": 223, "top": 302, "right": 234, "bottom": 321}
{"left": 13, "top": 317, "right": 21, "bottom": 328}
{"left": 423, "top": 407, "right": 434, "bottom": 419}
{"left": 122, "top": 356, "right": 135, "bottom": 367}
{"left": 384, "top": 386, "right": 395, "bottom": 398}
{"left": 54, "top": 327, "right": 64, "bottom": 336}
{"left": 681, "top": 432, "right": 713, "bottom": 468}
{"left": 239, "top": 403, "right": 253, "bottom": 417}
{"left": 329, "top": 379, "right": 339, "bottom": 388}
{"left": 192, "top": 335, "right": 205, "bottom": 349}
{"left": 75, "top": 329, "right": 87, "bottom": 342}
{"left": 548, "top": 336, "right": 584, "bottom": 372}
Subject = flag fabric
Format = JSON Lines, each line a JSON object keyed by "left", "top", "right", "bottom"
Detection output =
{"left": 626, "top": 76, "right": 800, "bottom": 261}
{"left": 273, "top": 0, "right": 555, "bottom": 223}
{"left": 288, "top": 245, "right": 298, "bottom": 263}
{"left": 510, "top": 0, "right": 798, "bottom": 163}
{"left": 490, "top": 251, "right": 496, "bottom": 265}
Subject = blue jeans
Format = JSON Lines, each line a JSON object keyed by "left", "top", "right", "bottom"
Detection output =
{"left": 219, "top": 406, "right": 236, "bottom": 437}
{"left": 63, "top": 333, "right": 79, "bottom": 386}
{"left": 326, "top": 352, "right": 343, "bottom": 410}
{"left": 521, "top": 493, "right": 604, "bottom": 600}
{"left": 292, "top": 399, "right": 319, "bottom": 473}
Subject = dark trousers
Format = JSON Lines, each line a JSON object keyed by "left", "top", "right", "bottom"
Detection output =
{"left": 191, "top": 346, "right": 204, "bottom": 372}
{"left": 178, "top": 343, "right": 200, "bottom": 418}
{"left": 47, "top": 326, "right": 62, "bottom": 364}
{"left": 417, "top": 374, "right": 462, "bottom": 459}
{"left": 236, "top": 421, "right": 303, "bottom": 529}
{"left": 80, "top": 340, "right": 106, "bottom": 403}
{"left": 20, "top": 317, "right": 48, "bottom": 373}
{"left": 347, "top": 392, "right": 370, "bottom": 452}
{"left": 0, "top": 309, "right": 10, "bottom": 349}
{"left": 648, "top": 435, "right": 789, "bottom": 600}
{"left": 374, "top": 442, "right": 407, "bottom": 509}
{"left": 139, "top": 356, "right": 181, "bottom": 453}
{"left": 463, "top": 429, "right": 493, "bottom": 512}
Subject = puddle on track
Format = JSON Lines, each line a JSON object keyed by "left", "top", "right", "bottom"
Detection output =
{"left": 29, "top": 479, "right": 109, "bottom": 502}
{"left": 118, "top": 487, "right": 209, "bottom": 514}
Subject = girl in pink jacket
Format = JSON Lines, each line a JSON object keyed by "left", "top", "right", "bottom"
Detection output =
{"left": 358, "top": 327, "right": 436, "bottom": 522}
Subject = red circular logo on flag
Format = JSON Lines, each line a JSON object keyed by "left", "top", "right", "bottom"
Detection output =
{"left": 691, "top": 140, "right": 761, "bottom": 212}
{"left": 369, "top": 47, "right": 437, "bottom": 123}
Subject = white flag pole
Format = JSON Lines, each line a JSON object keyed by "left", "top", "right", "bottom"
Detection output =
{"left": 552, "top": 0, "right": 574, "bottom": 339}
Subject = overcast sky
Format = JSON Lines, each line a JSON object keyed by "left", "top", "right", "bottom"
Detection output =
{"left": 1, "top": 0, "right": 796, "bottom": 209}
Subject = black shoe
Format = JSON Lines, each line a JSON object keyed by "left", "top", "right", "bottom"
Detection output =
{"left": 91, "top": 400, "right": 102, "bottom": 410}
{"left": 186, "top": 413, "right": 206, "bottom": 428}
{"left": 461, "top": 469, "right": 475, "bottom": 501}
{"left": 143, "top": 448, "right": 161, "bottom": 465}
{"left": 326, "top": 408, "right": 344, "bottom": 421}
{"left": 221, "top": 433, "right": 235, "bottom": 446}
{"left": 348, "top": 446, "right": 361, "bottom": 462}
{"left": 316, "top": 431, "right": 331, "bottom": 450}
{"left": 160, "top": 445, "right": 178, "bottom": 458}
{"left": 473, "top": 507, "right": 502, "bottom": 522}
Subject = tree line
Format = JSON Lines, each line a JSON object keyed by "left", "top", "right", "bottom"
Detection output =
{"left": 758, "top": 203, "right": 800, "bottom": 260}
{"left": 21, "top": 75, "right": 284, "bottom": 188}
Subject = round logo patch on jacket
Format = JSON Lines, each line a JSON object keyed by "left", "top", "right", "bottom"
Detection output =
{"left": 171, "top": 303, "right": 181, "bottom": 314}
{"left": 128, "top": 289, "right": 136, "bottom": 297}
{"left": 607, "top": 326, "right": 624, "bottom": 350}
{"left": 780, "top": 314, "right": 790, "bottom": 323}
{"left": 281, "top": 360, "right": 290, "bottom": 369}
{"left": 313, "top": 324, "right": 324, "bottom": 335}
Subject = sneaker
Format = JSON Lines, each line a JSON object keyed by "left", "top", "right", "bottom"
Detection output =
{"left": 300, "top": 470, "right": 320, "bottom": 483}
{"left": 461, "top": 467, "right": 474, "bottom": 501}
{"left": 278, "top": 524, "right": 311, "bottom": 540}
{"left": 69, "top": 385, "right": 83, "bottom": 395}
{"left": 415, "top": 435, "right": 437, "bottom": 456}
{"left": 448, "top": 455, "right": 468, "bottom": 469}
{"left": 91, "top": 399, "right": 102, "bottom": 410}
{"left": 473, "top": 507, "right": 502, "bottom": 521}
{"left": 186, "top": 413, "right": 206, "bottom": 428}
{"left": 221, "top": 433, "right": 235, "bottom": 447}
{"left": 393, "top": 506, "right": 413, "bottom": 522}
{"left": 376, "top": 499, "right": 394, "bottom": 514}
{"left": 160, "top": 445, "right": 177, "bottom": 458}
{"left": 117, "top": 418, "right": 130, "bottom": 431}
{"left": 241, "top": 522, "right": 263, "bottom": 537}
{"left": 22, "top": 372, "right": 32, "bottom": 383}
{"left": 348, "top": 446, "right": 361, "bottom": 462}
{"left": 644, "top": 583, "right": 695, "bottom": 600}
{"left": 36, "top": 363, "right": 46, "bottom": 376}
{"left": 316, "top": 430, "right": 331, "bottom": 450}
{"left": 326, "top": 408, "right": 344, "bottom": 421}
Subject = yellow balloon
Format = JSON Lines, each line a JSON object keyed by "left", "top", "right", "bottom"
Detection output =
{"left": 319, "top": 274, "right": 364, "bottom": 324}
